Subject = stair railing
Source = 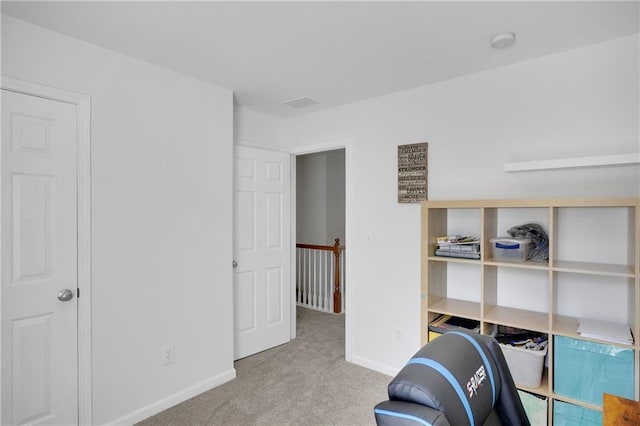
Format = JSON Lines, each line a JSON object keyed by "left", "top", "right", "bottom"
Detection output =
{"left": 296, "top": 238, "right": 345, "bottom": 313}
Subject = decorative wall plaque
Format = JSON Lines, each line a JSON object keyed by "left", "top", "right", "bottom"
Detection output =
{"left": 397, "top": 142, "right": 428, "bottom": 203}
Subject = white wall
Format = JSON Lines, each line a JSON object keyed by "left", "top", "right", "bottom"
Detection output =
{"left": 296, "top": 153, "right": 328, "bottom": 244}
{"left": 234, "top": 106, "right": 283, "bottom": 147}
{"left": 272, "top": 35, "right": 639, "bottom": 374}
{"left": 296, "top": 150, "right": 345, "bottom": 246}
{"left": 325, "top": 149, "right": 346, "bottom": 246}
{"left": 2, "top": 15, "right": 235, "bottom": 424}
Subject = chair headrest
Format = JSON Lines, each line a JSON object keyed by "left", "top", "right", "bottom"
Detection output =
{"left": 388, "top": 330, "right": 502, "bottom": 426}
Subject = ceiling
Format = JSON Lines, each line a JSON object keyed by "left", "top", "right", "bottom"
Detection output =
{"left": 2, "top": 1, "right": 638, "bottom": 118}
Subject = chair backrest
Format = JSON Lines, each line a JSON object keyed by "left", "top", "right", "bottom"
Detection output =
{"left": 387, "top": 330, "right": 503, "bottom": 426}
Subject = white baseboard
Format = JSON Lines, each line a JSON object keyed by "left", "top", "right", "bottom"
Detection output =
{"left": 347, "top": 353, "right": 398, "bottom": 378}
{"left": 105, "top": 368, "right": 237, "bottom": 425}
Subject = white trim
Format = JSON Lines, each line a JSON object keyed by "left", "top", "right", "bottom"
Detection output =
{"left": 75, "top": 94, "right": 93, "bottom": 426}
{"left": 343, "top": 141, "right": 354, "bottom": 362}
{"left": 504, "top": 153, "right": 640, "bottom": 172}
{"left": 1, "top": 76, "right": 87, "bottom": 106}
{"left": 104, "top": 368, "right": 237, "bottom": 426}
{"left": 1, "top": 76, "right": 93, "bottom": 425}
{"left": 289, "top": 155, "right": 297, "bottom": 339}
{"left": 234, "top": 139, "right": 287, "bottom": 153}
{"left": 287, "top": 138, "right": 351, "bottom": 156}
{"left": 348, "top": 353, "right": 397, "bottom": 378}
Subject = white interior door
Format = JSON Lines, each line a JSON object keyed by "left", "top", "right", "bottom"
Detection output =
{"left": 234, "top": 146, "right": 291, "bottom": 360}
{"left": 1, "top": 89, "right": 79, "bottom": 425}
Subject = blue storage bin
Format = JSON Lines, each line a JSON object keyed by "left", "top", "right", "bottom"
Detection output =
{"left": 518, "top": 390, "right": 548, "bottom": 425}
{"left": 554, "top": 336, "right": 634, "bottom": 405}
{"left": 553, "top": 400, "right": 601, "bottom": 426}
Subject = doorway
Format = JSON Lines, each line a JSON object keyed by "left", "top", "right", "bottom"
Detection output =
{"left": 291, "top": 145, "right": 347, "bottom": 349}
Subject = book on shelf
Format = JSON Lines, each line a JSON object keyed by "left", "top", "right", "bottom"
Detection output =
{"left": 435, "top": 236, "right": 480, "bottom": 259}
{"left": 437, "top": 243, "right": 479, "bottom": 252}
{"left": 434, "top": 249, "right": 480, "bottom": 259}
{"left": 437, "top": 235, "right": 477, "bottom": 244}
{"left": 577, "top": 318, "right": 633, "bottom": 345}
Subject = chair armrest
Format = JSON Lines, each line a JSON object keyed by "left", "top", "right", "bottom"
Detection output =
{"left": 374, "top": 400, "right": 450, "bottom": 426}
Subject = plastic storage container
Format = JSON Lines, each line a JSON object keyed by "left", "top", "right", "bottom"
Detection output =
{"left": 490, "top": 237, "right": 531, "bottom": 262}
{"left": 554, "top": 336, "right": 634, "bottom": 405}
{"left": 500, "top": 343, "right": 547, "bottom": 388}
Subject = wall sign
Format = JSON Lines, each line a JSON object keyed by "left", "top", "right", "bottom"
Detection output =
{"left": 398, "top": 142, "right": 428, "bottom": 203}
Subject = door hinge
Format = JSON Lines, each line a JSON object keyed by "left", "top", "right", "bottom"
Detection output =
{"left": 77, "top": 288, "right": 80, "bottom": 298}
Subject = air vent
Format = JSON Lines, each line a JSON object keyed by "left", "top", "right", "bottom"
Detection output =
{"left": 282, "top": 96, "right": 319, "bottom": 109}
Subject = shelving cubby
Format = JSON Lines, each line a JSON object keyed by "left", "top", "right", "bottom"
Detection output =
{"left": 421, "top": 198, "right": 640, "bottom": 425}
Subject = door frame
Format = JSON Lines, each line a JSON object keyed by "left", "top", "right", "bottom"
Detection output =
{"left": 0, "top": 76, "right": 92, "bottom": 424}
{"left": 287, "top": 139, "right": 352, "bottom": 359}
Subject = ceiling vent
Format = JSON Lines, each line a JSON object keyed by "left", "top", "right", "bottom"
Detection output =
{"left": 282, "top": 96, "right": 319, "bottom": 109}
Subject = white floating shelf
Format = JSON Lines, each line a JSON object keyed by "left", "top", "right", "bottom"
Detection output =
{"left": 504, "top": 153, "right": 640, "bottom": 172}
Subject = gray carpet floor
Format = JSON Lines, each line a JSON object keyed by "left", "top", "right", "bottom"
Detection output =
{"left": 137, "top": 307, "right": 392, "bottom": 425}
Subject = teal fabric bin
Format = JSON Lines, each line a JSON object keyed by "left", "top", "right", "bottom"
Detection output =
{"left": 518, "top": 390, "right": 548, "bottom": 425}
{"left": 553, "top": 400, "right": 601, "bottom": 426}
{"left": 553, "top": 336, "right": 634, "bottom": 405}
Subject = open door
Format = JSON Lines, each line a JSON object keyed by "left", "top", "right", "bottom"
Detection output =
{"left": 233, "top": 145, "right": 291, "bottom": 359}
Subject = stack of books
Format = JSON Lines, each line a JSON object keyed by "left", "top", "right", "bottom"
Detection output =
{"left": 435, "top": 235, "right": 481, "bottom": 259}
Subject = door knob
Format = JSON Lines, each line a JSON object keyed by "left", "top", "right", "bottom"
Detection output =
{"left": 57, "top": 289, "right": 74, "bottom": 302}
{"left": 232, "top": 260, "right": 238, "bottom": 268}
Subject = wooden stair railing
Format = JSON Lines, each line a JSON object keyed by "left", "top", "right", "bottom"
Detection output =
{"left": 296, "top": 238, "right": 344, "bottom": 314}
{"left": 331, "top": 238, "right": 342, "bottom": 314}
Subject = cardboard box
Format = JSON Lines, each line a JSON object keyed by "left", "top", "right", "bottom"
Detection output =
{"left": 428, "top": 315, "right": 481, "bottom": 341}
{"left": 428, "top": 315, "right": 497, "bottom": 342}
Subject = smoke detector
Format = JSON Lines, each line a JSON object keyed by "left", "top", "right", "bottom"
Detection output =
{"left": 490, "top": 32, "right": 516, "bottom": 49}
{"left": 282, "top": 96, "right": 319, "bottom": 109}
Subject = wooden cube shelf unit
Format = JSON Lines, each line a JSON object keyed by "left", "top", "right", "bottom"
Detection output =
{"left": 420, "top": 198, "right": 640, "bottom": 425}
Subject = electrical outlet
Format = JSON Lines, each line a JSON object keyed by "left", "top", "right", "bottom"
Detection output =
{"left": 365, "top": 233, "right": 374, "bottom": 245}
{"left": 162, "top": 345, "right": 175, "bottom": 366}
{"left": 395, "top": 328, "right": 404, "bottom": 343}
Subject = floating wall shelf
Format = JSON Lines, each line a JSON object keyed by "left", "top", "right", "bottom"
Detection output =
{"left": 504, "top": 153, "right": 640, "bottom": 172}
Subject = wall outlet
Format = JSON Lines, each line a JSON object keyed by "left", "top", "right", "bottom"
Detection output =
{"left": 162, "top": 344, "right": 175, "bottom": 366}
{"left": 395, "top": 328, "right": 404, "bottom": 343}
{"left": 365, "top": 233, "right": 374, "bottom": 245}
